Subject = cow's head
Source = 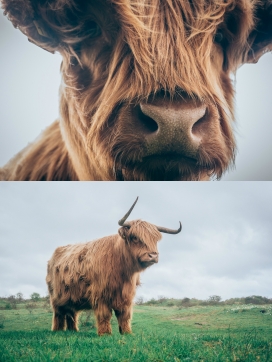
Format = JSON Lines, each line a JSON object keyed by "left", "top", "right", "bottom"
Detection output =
{"left": 2, "top": 0, "right": 272, "bottom": 180}
{"left": 118, "top": 197, "right": 181, "bottom": 269}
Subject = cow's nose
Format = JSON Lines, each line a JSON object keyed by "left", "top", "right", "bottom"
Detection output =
{"left": 137, "top": 100, "right": 209, "bottom": 157}
{"left": 148, "top": 253, "right": 159, "bottom": 263}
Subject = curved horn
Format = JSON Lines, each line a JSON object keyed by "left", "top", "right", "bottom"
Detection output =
{"left": 156, "top": 221, "right": 182, "bottom": 234}
{"left": 118, "top": 197, "right": 139, "bottom": 226}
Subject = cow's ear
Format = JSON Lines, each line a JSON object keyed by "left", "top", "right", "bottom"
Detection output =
{"left": 118, "top": 227, "right": 130, "bottom": 241}
{"left": 1, "top": 0, "right": 101, "bottom": 54}
{"left": 246, "top": 1, "right": 272, "bottom": 63}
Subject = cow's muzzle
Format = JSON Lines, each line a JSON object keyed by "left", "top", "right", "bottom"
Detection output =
{"left": 130, "top": 96, "right": 213, "bottom": 158}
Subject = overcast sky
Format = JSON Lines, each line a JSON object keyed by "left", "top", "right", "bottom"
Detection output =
{"left": 0, "top": 12, "right": 272, "bottom": 180}
{"left": 0, "top": 182, "right": 271, "bottom": 301}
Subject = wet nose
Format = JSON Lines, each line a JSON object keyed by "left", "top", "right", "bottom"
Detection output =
{"left": 138, "top": 100, "right": 209, "bottom": 157}
{"left": 148, "top": 252, "right": 159, "bottom": 263}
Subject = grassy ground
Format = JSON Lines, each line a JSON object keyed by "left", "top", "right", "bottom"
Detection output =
{"left": 0, "top": 302, "right": 271, "bottom": 361}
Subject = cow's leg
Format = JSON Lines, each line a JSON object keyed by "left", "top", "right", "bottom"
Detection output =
{"left": 66, "top": 310, "right": 79, "bottom": 331}
{"left": 52, "top": 307, "right": 66, "bottom": 331}
{"left": 94, "top": 304, "right": 112, "bottom": 335}
{"left": 114, "top": 305, "right": 133, "bottom": 334}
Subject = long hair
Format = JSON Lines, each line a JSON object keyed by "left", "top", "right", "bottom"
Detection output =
{"left": 1, "top": 0, "right": 261, "bottom": 180}
{"left": 46, "top": 222, "right": 161, "bottom": 308}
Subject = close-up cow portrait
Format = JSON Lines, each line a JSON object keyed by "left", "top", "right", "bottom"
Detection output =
{"left": 0, "top": 0, "right": 272, "bottom": 180}
{"left": 46, "top": 197, "right": 182, "bottom": 335}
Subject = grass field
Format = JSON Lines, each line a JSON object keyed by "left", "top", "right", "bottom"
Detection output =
{"left": 0, "top": 301, "right": 271, "bottom": 361}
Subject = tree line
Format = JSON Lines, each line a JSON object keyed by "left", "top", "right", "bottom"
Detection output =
{"left": 0, "top": 293, "right": 271, "bottom": 311}
{"left": 135, "top": 295, "right": 272, "bottom": 307}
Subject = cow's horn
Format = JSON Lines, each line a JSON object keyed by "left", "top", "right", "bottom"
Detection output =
{"left": 118, "top": 197, "right": 139, "bottom": 227}
{"left": 156, "top": 221, "right": 182, "bottom": 234}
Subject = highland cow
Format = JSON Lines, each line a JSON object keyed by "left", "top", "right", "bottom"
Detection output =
{"left": 1, "top": 0, "right": 272, "bottom": 181}
{"left": 46, "top": 197, "right": 182, "bottom": 335}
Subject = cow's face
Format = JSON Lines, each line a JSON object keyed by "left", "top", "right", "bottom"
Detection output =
{"left": 118, "top": 220, "right": 162, "bottom": 269}
{"left": 3, "top": 0, "right": 272, "bottom": 180}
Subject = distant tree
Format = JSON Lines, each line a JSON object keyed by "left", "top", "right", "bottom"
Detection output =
{"left": 135, "top": 296, "right": 144, "bottom": 305}
{"left": 7, "top": 295, "right": 17, "bottom": 309}
{"left": 180, "top": 297, "right": 191, "bottom": 307}
{"left": 25, "top": 303, "right": 37, "bottom": 314}
{"left": 16, "top": 292, "right": 24, "bottom": 302}
{"left": 148, "top": 298, "right": 157, "bottom": 305}
{"left": 42, "top": 295, "right": 51, "bottom": 311}
{"left": 244, "top": 296, "right": 270, "bottom": 305}
{"left": 30, "top": 293, "right": 41, "bottom": 302}
{"left": 157, "top": 295, "right": 167, "bottom": 303}
{"left": 208, "top": 295, "right": 221, "bottom": 303}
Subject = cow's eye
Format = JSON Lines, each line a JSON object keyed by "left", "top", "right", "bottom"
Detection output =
{"left": 214, "top": 31, "right": 224, "bottom": 44}
{"left": 131, "top": 236, "right": 138, "bottom": 243}
{"left": 86, "top": 21, "right": 101, "bottom": 38}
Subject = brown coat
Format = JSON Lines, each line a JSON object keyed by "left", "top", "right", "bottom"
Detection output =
{"left": 46, "top": 220, "right": 162, "bottom": 334}
{"left": 1, "top": 0, "right": 271, "bottom": 180}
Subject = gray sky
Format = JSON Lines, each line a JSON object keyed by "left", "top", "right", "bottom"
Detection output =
{"left": 0, "top": 182, "right": 271, "bottom": 301}
{"left": 0, "top": 13, "right": 272, "bottom": 180}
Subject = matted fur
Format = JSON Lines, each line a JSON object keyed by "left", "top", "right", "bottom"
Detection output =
{"left": 46, "top": 220, "right": 163, "bottom": 334}
{"left": 1, "top": 0, "right": 272, "bottom": 180}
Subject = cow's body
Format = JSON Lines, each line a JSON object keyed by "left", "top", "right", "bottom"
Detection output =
{"left": 1, "top": 0, "right": 272, "bottom": 180}
{"left": 46, "top": 233, "right": 143, "bottom": 334}
{"left": 46, "top": 199, "right": 182, "bottom": 334}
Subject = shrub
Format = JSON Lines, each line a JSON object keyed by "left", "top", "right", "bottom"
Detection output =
{"left": 16, "top": 292, "right": 24, "bottom": 302}
{"left": 25, "top": 303, "right": 37, "bottom": 314}
{"left": 179, "top": 298, "right": 192, "bottom": 308}
{"left": 135, "top": 296, "right": 144, "bottom": 305}
{"left": 208, "top": 295, "right": 221, "bottom": 303}
{"left": 157, "top": 296, "right": 167, "bottom": 303}
{"left": 30, "top": 293, "right": 41, "bottom": 302}
{"left": 7, "top": 295, "right": 17, "bottom": 309}
{"left": 244, "top": 296, "right": 270, "bottom": 305}
{"left": 0, "top": 314, "right": 5, "bottom": 329}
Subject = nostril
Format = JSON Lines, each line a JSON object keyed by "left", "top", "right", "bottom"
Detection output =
{"left": 137, "top": 105, "right": 159, "bottom": 134}
{"left": 191, "top": 108, "right": 209, "bottom": 139}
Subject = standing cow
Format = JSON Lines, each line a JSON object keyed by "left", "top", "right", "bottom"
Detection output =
{"left": 46, "top": 198, "right": 181, "bottom": 335}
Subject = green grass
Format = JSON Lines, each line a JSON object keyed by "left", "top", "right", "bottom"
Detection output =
{"left": 0, "top": 303, "right": 271, "bottom": 361}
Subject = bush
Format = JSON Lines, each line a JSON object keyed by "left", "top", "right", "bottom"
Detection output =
{"left": 157, "top": 296, "right": 167, "bottom": 303}
{"left": 25, "top": 303, "right": 37, "bottom": 314}
{"left": 0, "top": 314, "right": 5, "bottom": 329}
{"left": 148, "top": 298, "right": 158, "bottom": 305}
{"left": 5, "top": 303, "right": 12, "bottom": 310}
{"left": 244, "top": 296, "right": 270, "bottom": 305}
{"left": 16, "top": 292, "right": 24, "bottom": 302}
{"left": 30, "top": 293, "right": 41, "bottom": 302}
{"left": 7, "top": 295, "right": 17, "bottom": 309}
{"left": 135, "top": 296, "right": 144, "bottom": 305}
{"left": 208, "top": 295, "right": 221, "bottom": 303}
{"left": 178, "top": 298, "right": 192, "bottom": 308}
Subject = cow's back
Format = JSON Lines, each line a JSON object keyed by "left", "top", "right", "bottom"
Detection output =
{"left": 46, "top": 235, "right": 120, "bottom": 309}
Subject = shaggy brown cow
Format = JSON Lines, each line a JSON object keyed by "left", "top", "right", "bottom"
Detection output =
{"left": 46, "top": 197, "right": 182, "bottom": 335}
{"left": 1, "top": 0, "right": 272, "bottom": 180}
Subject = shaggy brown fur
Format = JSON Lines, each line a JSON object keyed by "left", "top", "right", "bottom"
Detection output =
{"left": 1, "top": 0, "right": 272, "bottom": 180}
{"left": 46, "top": 220, "right": 166, "bottom": 335}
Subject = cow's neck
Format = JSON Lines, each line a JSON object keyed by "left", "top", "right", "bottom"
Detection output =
{"left": 0, "top": 121, "right": 78, "bottom": 181}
